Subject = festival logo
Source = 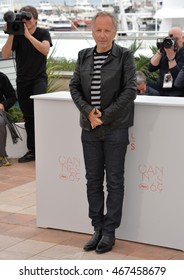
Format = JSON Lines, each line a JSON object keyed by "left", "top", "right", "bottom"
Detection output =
{"left": 138, "top": 164, "right": 164, "bottom": 192}
{"left": 58, "top": 156, "right": 80, "bottom": 182}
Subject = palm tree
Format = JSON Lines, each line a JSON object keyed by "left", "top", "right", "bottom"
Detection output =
{"left": 130, "top": 40, "right": 159, "bottom": 83}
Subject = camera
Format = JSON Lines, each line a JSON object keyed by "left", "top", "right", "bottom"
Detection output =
{"left": 3, "top": 10, "right": 32, "bottom": 35}
{"left": 156, "top": 36, "right": 177, "bottom": 52}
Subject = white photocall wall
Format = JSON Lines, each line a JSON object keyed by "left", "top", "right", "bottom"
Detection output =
{"left": 32, "top": 92, "right": 184, "bottom": 251}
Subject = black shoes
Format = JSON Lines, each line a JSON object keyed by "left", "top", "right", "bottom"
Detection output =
{"left": 96, "top": 235, "right": 115, "bottom": 254}
{"left": 83, "top": 232, "right": 115, "bottom": 253}
{"left": 18, "top": 151, "right": 35, "bottom": 163}
{"left": 83, "top": 231, "right": 102, "bottom": 251}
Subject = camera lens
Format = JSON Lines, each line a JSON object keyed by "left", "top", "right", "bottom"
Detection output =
{"left": 163, "top": 38, "right": 173, "bottom": 49}
{"left": 12, "top": 22, "right": 20, "bottom": 32}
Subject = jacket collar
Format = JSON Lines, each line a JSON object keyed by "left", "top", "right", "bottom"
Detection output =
{"left": 86, "top": 41, "right": 119, "bottom": 58}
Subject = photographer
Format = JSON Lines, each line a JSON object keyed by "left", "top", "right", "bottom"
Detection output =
{"left": 0, "top": 72, "right": 17, "bottom": 166}
{"left": 2, "top": 6, "right": 52, "bottom": 163}
{"left": 136, "top": 71, "right": 159, "bottom": 96}
{"left": 148, "top": 27, "right": 184, "bottom": 97}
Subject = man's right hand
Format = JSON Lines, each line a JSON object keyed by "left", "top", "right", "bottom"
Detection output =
{"left": 88, "top": 108, "right": 103, "bottom": 129}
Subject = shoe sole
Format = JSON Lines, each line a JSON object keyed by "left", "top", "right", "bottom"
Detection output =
{"left": 18, "top": 158, "right": 35, "bottom": 163}
{"left": 95, "top": 246, "right": 114, "bottom": 254}
{"left": 83, "top": 247, "right": 97, "bottom": 252}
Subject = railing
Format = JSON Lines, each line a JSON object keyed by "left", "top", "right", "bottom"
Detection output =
{"left": 0, "top": 30, "right": 169, "bottom": 61}
{"left": 0, "top": 29, "right": 165, "bottom": 90}
{"left": 49, "top": 30, "right": 169, "bottom": 40}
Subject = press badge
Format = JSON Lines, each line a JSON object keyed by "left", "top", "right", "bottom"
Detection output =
{"left": 163, "top": 72, "right": 173, "bottom": 88}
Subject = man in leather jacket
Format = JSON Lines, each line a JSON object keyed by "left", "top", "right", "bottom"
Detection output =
{"left": 70, "top": 11, "right": 137, "bottom": 254}
{"left": 174, "top": 65, "right": 184, "bottom": 88}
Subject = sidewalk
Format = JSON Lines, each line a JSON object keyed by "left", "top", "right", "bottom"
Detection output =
{"left": 0, "top": 159, "right": 184, "bottom": 260}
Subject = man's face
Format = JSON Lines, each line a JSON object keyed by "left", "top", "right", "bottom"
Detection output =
{"left": 168, "top": 30, "right": 183, "bottom": 49}
{"left": 92, "top": 15, "right": 116, "bottom": 53}
{"left": 22, "top": 14, "right": 37, "bottom": 30}
{"left": 137, "top": 82, "right": 146, "bottom": 94}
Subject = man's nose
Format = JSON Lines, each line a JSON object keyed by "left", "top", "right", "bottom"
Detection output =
{"left": 99, "top": 31, "right": 106, "bottom": 37}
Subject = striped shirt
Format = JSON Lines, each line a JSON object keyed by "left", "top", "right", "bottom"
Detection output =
{"left": 90, "top": 50, "right": 111, "bottom": 109}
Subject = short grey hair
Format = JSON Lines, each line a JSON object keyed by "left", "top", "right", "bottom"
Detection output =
{"left": 136, "top": 71, "right": 147, "bottom": 85}
{"left": 91, "top": 11, "right": 118, "bottom": 31}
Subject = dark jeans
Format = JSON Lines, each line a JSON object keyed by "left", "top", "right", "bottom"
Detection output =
{"left": 17, "top": 77, "right": 47, "bottom": 152}
{"left": 81, "top": 126, "right": 129, "bottom": 236}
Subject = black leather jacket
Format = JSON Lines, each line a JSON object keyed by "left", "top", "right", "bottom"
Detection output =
{"left": 70, "top": 42, "right": 137, "bottom": 131}
{"left": 0, "top": 72, "right": 17, "bottom": 111}
{"left": 174, "top": 65, "right": 184, "bottom": 88}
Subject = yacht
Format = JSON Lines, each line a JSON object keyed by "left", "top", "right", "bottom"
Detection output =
{"left": 37, "top": 13, "right": 48, "bottom": 29}
{"left": 37, "top": 1, "right": 53, "bottom": 15}
{"left": 72, "top": 12, "right": 95, "bottom": 29}
{"left": 46, "top": 14, "right": 72, "bottom": 31}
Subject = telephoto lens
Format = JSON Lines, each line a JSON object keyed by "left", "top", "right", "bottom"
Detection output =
{"left": 163, "top": 37, "right": 174, "bottom": 49}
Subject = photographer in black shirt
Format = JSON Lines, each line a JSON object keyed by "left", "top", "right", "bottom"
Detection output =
{"left": 2, "top": 6, "right": 52, "bottom": 162}
{"left": 148, "top": 27, "right": 184, "bottom": 97}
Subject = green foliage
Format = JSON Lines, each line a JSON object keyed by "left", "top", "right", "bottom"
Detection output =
{"left": 54, "top": 58, "right": 76, "bottom": 71}
{"left": 46, "top": 47, "right": 76, "bottom": 92}
{"left": 46, "top": 47, "right": 64, "bottom": 93}
{"left": 129, "top": 40, "right": 159, "bottom": 83}
{"left": 8, "top": 102, "right": 24, "bottom": 123}
{"left": 129, "top": 40, "right": 143, "bottom": 54}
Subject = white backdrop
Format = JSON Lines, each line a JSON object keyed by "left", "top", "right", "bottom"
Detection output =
{"left": 32, "top": 92, "right": 184, "bottom": 251}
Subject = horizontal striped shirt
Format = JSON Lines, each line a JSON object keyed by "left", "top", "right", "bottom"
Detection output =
{"left": 90, "top": 50, "right": 110, "bottom": 109}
